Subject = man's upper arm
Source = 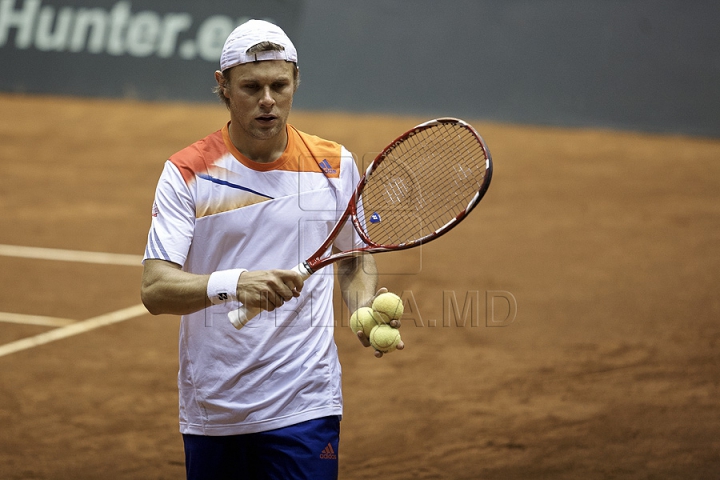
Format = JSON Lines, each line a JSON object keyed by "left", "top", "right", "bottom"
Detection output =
{"left": 144, "top": 161, "right": 195, "bottom": 266}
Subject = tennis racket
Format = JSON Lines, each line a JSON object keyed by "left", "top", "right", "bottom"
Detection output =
{"left": 228, "top": 117, "right": 493, "bottom": 329}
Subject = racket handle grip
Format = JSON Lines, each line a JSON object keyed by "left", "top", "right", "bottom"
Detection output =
{"left": 227, "top": 262, "right": 313, "bottom": 330}
{"left": 228, "top": 305, "right": 262, "bottom": 330}
{"left": 291, "top": 261, "right": 313, "bottom": 279}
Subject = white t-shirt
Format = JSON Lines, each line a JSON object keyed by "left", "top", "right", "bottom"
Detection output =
{"left": 144, "top": 123, "right": 361, "bottom": 435}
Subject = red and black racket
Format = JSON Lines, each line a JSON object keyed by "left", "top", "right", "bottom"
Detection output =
{"left": 229, "top": 117, "right": 493, "bottom": 328}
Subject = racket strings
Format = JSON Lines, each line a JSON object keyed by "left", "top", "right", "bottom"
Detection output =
{"left": 360, "top": 122, "right": 488, "bottom": 246}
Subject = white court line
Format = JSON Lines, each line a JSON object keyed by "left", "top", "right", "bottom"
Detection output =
{"left": 0, "top": 304, "right": 148, "bottom": 358}
{"left": 0, "top": 312, "right": 76, "bottom": 327}
{"left": 0, "top": 244, "right": 143, "bottom": 266}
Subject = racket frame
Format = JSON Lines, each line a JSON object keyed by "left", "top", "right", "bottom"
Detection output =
{"left": 301, "top": 117, "right": 493, "bottom": 274}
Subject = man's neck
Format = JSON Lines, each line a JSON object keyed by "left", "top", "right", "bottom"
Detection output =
{"left": 228, "top": 122, "right": 288, "bottom": 164}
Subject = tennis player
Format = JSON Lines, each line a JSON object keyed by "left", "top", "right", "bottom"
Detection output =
{"left": 140, "top": 19, "right": 401, "bottom": 479}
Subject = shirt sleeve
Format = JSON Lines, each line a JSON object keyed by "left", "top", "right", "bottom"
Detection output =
{"left": 143, "top": 161, "right": 195, "bottom": 267}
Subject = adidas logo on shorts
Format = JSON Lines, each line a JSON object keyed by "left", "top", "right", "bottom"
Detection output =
{"left": 319, "top": 443, "right": 337, "bottom": 460}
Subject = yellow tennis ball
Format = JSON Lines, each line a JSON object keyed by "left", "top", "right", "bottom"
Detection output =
{"left": 371, "top": 309, "right": 390, "bottom": 325}
{"left": 350, "top": 307, "right": 378, "bottom": 337}
{"left": 369, "top": 324, "right": 402, "bottom": 353}
{"left": 372, "top": 292, "right": 404, "bottom": 322}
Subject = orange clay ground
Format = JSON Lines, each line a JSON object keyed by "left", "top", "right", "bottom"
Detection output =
{"left": 0, "top": 94, "right": 719, "bottom": 479}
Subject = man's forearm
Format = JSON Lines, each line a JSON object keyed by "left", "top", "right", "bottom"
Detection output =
{"left": 337, "top": 253, "right": 378, "bottom": 313}
{"left": 141, "top": 259, "right": 305, "bottom": 316}
{"left": 141, "top": 259, "right": 210, "bottom": 315}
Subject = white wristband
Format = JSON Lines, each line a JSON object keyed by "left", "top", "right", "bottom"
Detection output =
{"left": 207, "top": 269, "right": 247, "bottom": 305}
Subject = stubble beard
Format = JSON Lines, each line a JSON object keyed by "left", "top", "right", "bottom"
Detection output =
{"left": 231, "top": 105, "right": 289, "bottom": 143}
{"left": 248, "top": 120, "right": 285, "bottom": 141}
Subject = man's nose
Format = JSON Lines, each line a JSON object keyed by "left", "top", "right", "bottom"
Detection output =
{"left": 259, "top": 87, "right": 275, "bottom": 107}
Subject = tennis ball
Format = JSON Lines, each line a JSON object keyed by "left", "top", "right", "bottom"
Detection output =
{"left": 350, "top": 307, "right": 379, "bottom": 338}
{"left": 372, "top": 292, "right": 404, "bottom": 323}
{"left": 369, "top": 324, "right": 402, "bottom": 353}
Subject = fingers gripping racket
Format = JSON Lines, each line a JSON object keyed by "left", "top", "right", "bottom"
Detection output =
{"left": 228, "top": 117, "right": 493, "bottom": 329}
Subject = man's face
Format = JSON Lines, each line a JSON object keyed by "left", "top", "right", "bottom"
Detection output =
{"left": 218, "top": 60, "right": 297, "bottom": 143}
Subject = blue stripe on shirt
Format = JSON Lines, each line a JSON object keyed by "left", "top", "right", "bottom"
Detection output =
{"left": 197, "top": 173, "right": 274, "bottom": 200}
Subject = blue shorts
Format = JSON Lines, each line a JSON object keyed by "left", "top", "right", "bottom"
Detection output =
{"left": 182, "top": 416, "right": 341, "bottom": 480}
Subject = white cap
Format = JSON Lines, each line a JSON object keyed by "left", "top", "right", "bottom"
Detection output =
{"left": 219, "top": 19, "right": 298, "bottom": 71}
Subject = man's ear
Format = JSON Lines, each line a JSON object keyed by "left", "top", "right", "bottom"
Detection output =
{"left": 214, "top": 70, "right": 228, "bottom": 97}
{"left": 294, "top": 67, "right": 300, "bottom": 93}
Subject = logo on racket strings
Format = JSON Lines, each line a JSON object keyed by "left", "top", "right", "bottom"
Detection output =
{"left": 370, "top": 212, "right": 382, "bottom": 224}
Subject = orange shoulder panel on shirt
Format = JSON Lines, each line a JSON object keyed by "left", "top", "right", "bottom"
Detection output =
{"left": 283, "top": 125, "right": 344, "bottom": 178}
{"left": 168, "top": 130, "right": 226, "bottom": 184}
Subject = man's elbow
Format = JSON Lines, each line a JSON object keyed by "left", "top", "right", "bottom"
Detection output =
{"left": 140, "top": 281, "right": 164, "bottom": 316}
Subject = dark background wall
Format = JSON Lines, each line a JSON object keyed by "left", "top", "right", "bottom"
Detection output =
{"left": 1, "top": 0, "right": 719, "bottom": 137}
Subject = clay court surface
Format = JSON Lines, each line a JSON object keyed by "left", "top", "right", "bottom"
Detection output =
{"left": 0, "top": 93, "right": 719, "bottom": 479}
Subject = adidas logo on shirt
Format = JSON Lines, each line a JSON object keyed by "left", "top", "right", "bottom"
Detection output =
{"left": 319, "top": 443, "right": 337, "bottom": 460}
{"left": 319, "top": 159, "right": 337, "bottom": 175}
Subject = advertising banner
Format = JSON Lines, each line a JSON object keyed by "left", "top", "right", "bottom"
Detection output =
{"left": 1, "top": 0, "right": 718, "bottom": 136}
{"left": 0, "top": 0, "right": 303, "bottom": 101}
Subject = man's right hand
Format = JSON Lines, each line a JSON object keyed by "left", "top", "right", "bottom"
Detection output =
{"left": 236, "top": 269, "right": 304, "bottom": 311}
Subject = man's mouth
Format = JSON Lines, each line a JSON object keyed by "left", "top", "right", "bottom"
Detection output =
{"left": 256, "top": 114, "right": 277, "bottom": 124}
